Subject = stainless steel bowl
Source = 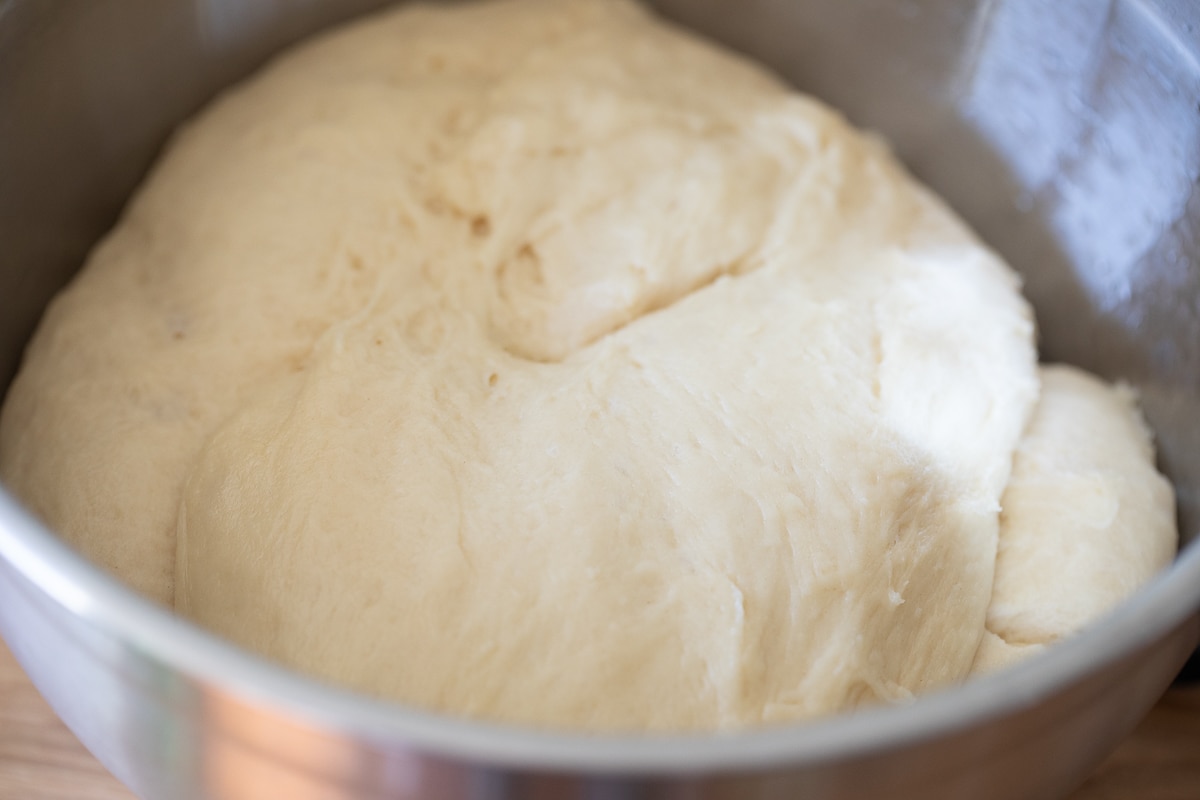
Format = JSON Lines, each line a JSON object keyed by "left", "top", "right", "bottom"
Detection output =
{"left": 2, "top": 1, "right": 1199, "bottom": 798}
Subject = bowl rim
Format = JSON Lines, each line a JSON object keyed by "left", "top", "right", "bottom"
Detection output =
{"left": 1, "top": 486, "right": 1198, "bottom": 774}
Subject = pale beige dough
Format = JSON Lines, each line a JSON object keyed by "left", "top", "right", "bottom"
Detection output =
{"left": 0, "top": 0, "right": 1175, "bottom": 731}
{"left": 971, "top": 365, "right": 1177, "bottom": 674}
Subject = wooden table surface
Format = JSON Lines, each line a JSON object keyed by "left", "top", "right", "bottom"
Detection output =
{"left": 2, "top": 640, "right": 1199, "bottom": 800}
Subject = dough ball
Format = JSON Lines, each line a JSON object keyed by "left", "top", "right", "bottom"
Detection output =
{"left": 0, "top": 0, "right": 1175, "bottom": 732}
{"left": 161, "top": 0, "right": 1037, "bottom": 731}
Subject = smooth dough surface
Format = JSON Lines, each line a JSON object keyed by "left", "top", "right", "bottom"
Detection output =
{"left": 0, "top": 0, "right": 1174, "bottom": 731}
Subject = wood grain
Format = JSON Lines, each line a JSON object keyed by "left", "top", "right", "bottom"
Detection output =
{"left": 1, "top": 639, "right": 1198, "bottom": 800}
{"left": 0, "top": 641, "right": 131, "bottom": 800}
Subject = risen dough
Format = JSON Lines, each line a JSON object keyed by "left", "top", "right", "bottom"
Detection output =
{"left": 0, "top": 0, "right": 1175, "bottom": 731}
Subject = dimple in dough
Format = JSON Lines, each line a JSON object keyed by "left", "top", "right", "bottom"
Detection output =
{"left": 0, "top": 0, "right": 1176, "bottom": 731}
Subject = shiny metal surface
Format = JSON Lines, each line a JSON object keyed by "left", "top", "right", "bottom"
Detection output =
{"left": 1, "top": 1, "right": 1199, "bottom": 798}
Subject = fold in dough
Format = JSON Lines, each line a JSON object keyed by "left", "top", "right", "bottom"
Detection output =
{"left": 0, "top": 0, "right": 1176, "bottom": 731}
{"left": 972, "top": 365, "right": 1177, "bottom": 675}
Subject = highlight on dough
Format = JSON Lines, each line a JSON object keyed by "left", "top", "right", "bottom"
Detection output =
{"left": 0, "top": 0, "right": 1177, "bottom": 732}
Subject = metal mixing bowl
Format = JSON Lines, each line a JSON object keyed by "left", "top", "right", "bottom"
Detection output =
{"left": 1, "top": 1, "right": 1199, "bottom": 798}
